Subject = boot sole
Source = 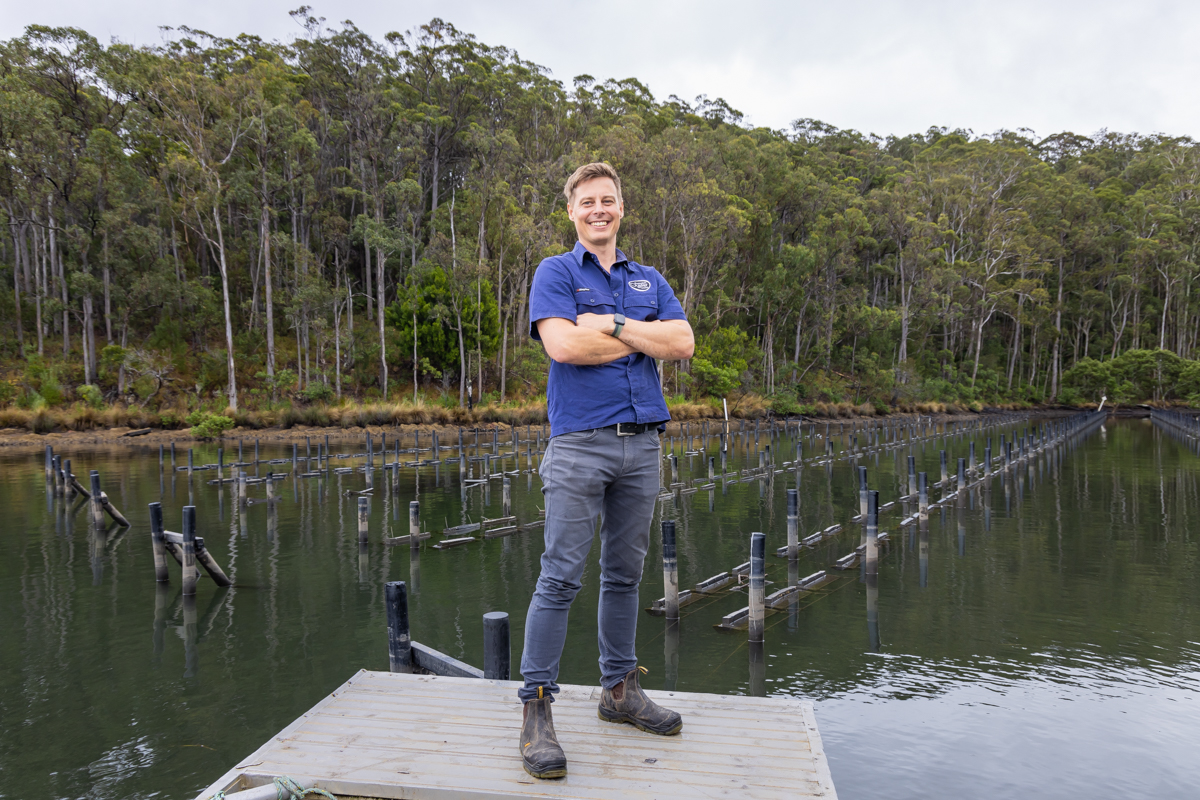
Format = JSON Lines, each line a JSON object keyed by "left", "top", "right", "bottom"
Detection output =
{"left": 597, "top": 707, "right": 683, "bottom": 736}
{"left": 522, "top": 760, "right": 567, "bottom": 779}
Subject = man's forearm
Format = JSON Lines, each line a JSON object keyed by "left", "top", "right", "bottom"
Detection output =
{"left": 617, "top": 319, "right": 695, "bottom": 361}
{"left": 554, "top": 326, "right": 639, "bottom": 365}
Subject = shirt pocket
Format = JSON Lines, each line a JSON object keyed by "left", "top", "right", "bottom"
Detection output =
{"left": 574, "top": 289, "right": 616, "bottom": 315}
{"left": 624, "top": 296, "right": 659, "bottom": 322}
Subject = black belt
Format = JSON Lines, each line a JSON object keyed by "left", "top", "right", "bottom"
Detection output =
{"left": 601, "top": 422, "right": 658, "bottom": 436}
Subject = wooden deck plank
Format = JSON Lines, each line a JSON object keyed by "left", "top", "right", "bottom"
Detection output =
{"left": 196, "top": 670, "right": 836, "bottom": 800}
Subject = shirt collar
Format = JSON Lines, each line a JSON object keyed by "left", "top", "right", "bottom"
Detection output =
{"left": 572, "top": 241, "right": 629, "bottom": 271}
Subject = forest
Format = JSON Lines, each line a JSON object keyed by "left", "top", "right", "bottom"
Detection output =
{"left": 2, "top": 13, "right": 1200, "bottom": 430}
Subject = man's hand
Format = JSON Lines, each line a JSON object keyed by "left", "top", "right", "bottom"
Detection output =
{"left": 537, "top": 317, "right": 635, "bottom": 364}
{"left": 537, "top": 315, "right": 694, "bottom": 364}
{"left": 576, "top": 312, "right": 617, "bottom": 336}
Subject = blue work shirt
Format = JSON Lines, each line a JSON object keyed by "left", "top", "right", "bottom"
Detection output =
{"left": 530, "top": 241, "right": 688, "bottom": 437}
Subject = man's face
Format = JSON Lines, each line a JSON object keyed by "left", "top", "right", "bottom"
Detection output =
{"left": 567, "top": 176, "right": 623, "bottom": 250}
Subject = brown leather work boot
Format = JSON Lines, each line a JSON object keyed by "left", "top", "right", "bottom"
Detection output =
{"left": 598, "top": 666, "right": 683, "bottom": 735}
{"left": 519, "top": 689, "right": 567, "bottom": 779}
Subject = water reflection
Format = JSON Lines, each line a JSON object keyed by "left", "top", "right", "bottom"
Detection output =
{"left": 748, "top": 640, "right": 766, "bottom": 697}
{"left": 664, "top": 620, "right": 679, "bottom": 692}
{"left": 4, "top": 418, "right": 1200, "bottom": 800}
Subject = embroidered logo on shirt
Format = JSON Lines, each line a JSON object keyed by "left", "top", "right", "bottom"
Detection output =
{"left": 576, "top": 288, "right": 593, "bottom": 292}
{"left": 628, "top": 280, "right": 651, "bottom": 292}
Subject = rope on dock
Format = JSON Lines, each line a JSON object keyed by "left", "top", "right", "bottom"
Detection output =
{"left": 207, "top": 774, "right": 337, "bottom": 800}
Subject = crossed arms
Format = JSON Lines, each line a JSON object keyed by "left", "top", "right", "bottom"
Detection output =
{"left": 536, "top": 314, "right": 695, "bottom": 365}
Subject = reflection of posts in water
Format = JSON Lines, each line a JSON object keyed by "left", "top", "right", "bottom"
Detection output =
{"left": 788, "top": 554, "right": 801, "bottom": 631}
{"left": 267, "top": 502, "right": 278, "bottom": 542}
{"left": 919, "top": 514, "right": 929, "bottom": 588}
{"left": 182, "top": 594, "right": 199, "bottom": 678}
{"left": 664, "top": 619, "right": 680, "bottom": 692}
{"left": 983, "top": 481, "right": 992, "bottom": 531}
{"left": 409, "top": 543, "right": 421, "bottom": 596}
{"left": 866, "top": 571, "right": 880, "bottom": 652}
{"left": 153, "top": 583, "right": 172, "bottom": 660}
{"left": 90, "top": 524, "right": 106, "bottom": 585}
{"left": 358, "top": 541, "right": 370, "bottom": 583}
{"left": 748, "top": 532, "right": 765, "bottom": 644}
{"left": 957, "top": 498, "right": 966, "bottom": 557}
{"left": 748, "top": 640, "right": 766, "bottom": 697}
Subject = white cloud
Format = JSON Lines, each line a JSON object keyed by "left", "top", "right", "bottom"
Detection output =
{"left": 3, "top": 0, "right": 1198, "bottom": 139}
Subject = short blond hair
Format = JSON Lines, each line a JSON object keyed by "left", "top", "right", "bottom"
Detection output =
{"left": 563, "top": 162, "right": 623, "bottom": 205}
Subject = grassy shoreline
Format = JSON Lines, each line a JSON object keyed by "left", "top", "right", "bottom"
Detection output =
{"left": 0, "top": 398, "right": 1105, "bottom": 451}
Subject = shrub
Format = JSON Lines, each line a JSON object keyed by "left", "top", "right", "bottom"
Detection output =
{"left": 189, "top": 412, "right": 235, "bottom": 440}
{"left": 78, "top": 384, "right": 105, "bottom": 410}
{"left": 301, "top": 382, "right": 335, "bottom": 405}
{"left": 769, "top": 389, "right": 802, "bottom": 416}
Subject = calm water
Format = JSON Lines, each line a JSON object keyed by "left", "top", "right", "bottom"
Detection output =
{"left": 1, "top": 418, "right": 1197, "bottom": 799}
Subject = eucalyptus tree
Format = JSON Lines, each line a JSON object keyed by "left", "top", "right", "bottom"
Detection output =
{"left": 144, "top": 29, "right": 259, "bottom": 410}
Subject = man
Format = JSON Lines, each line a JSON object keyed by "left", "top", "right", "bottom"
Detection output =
{"left": 518, "top": 162, "right": 695, "bottom": 779}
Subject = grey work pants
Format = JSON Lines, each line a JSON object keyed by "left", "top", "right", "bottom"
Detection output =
{"left": 518, "top": 426, "right": 661, "bottom": 702}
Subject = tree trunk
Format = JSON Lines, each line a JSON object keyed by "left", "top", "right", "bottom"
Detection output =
{"left": 500, "top": 312, "right": 509, "bottom": 402}
{"left": 34, "top": 219, "right": 43, "bottom": 356}
{"left": 377, "top": 243, "right": 387, "bottom": 398}
{"left": 49, "top": 204, "right": 68, "bottom": 358}
{"left": 8, "top": 218, "right": 22, "bottom": 349}
{"left": 103, "top": 230, "right": 112, "bottom": 343}
{"left": 83, "top": 293, "right": 95, "bottom": 384}
{"left": 456, "top": 305, "right": 466, "bottom": 408}
{"left": 334, "top": 255, "right": 342, "bottom": 400}
{"left": 262, "top": 202, "right": 276, "bottom": 383}
{"left": 212, "top": 204, "right": 238, "bottom": 411}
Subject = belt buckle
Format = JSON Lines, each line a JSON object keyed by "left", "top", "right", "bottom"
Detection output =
{"left": 615, "top": 422, "right": 636, "bottom": 437}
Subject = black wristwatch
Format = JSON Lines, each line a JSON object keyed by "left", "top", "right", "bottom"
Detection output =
{"left": 611, "top": 313, "right": 626, "bottom": 339}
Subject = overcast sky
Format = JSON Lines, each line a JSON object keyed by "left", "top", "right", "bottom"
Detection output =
{"left": 3, "top": 0, "right": 1198, "bottom": 140}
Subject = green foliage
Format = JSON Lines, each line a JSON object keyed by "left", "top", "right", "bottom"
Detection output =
{"left": 189, "top": 412, "right": 235, "bottom": 439}
{"left": 22, "top": 355, "right": 63, "bottom": 406}
{"left": 252, "top": 369, "right": 298, "bottom": 401}
{"left": 385, "top": 269, "right": 500, "bottom": 375}
{"left": 769, "top": 389, "right": 803, "bottom": 416}
{"left": 1063, "top": 350, "right": 1188, "bottom": 404}
{"left": 692, "top": 327, "right": 757, "bottom": 397}
{"left": 2, "top": 20, "right": 1200, "bottom": 414}
{"left": 99, "top": 345, "right": 127, "bottom": 384}
{"left": 300, "top": 382, "right": 335, "bottom": 404}
{"left": 77, "top": 384, "right": 104, "bottom": 409}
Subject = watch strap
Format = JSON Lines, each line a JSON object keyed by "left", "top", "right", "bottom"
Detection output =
{"left": 611, "top": 313, "right": 626, "bottom": 338}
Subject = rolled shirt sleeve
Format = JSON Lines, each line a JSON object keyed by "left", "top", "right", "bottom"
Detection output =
{"left": 528, "top": 259, "right": 579, "bottom": 341}
{"left": 654, "top": 267, "right": 687, "bottom": 321}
